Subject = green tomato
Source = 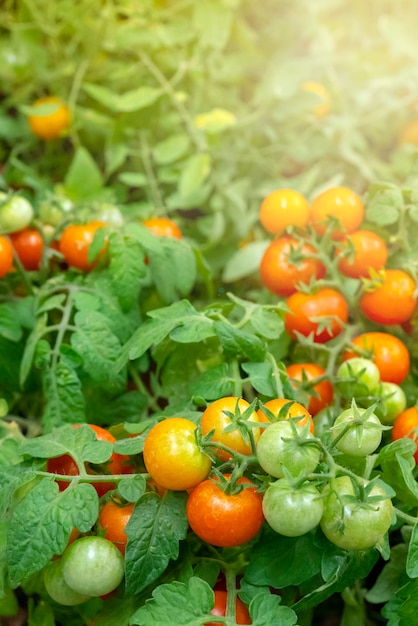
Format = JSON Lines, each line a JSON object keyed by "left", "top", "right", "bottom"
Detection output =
{"left": 336, "top": 357, "right": 380, "bottom": 400}
{"left": 374, "top": 382, "right": 407, "bottom": 425}
{"left": 256, "top": 420, "right": 321, "bottom": 478}
{"left": 61, "top": 536, "right": 124, "bottom": 597}
{"left": 44, "top": 558, "right": 92, "bottom": 606}
{"left": 320, "top": 476, "right": 393, "bottom": 550}
{"left": 0, "top": 193, "right": 34, "bottom": 233}
{"left": 332, "top": 406, "right": 382, "bottom": 457}
{"left": 263, "top": 478, "right": 324, "bottom": 537}
{"left": 95, "top": 204, "right": 124, "bottom": 228}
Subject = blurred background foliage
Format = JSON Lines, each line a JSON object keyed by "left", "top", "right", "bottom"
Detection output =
{"left": 1, "top": 0, "right": 418, "bottom": 278}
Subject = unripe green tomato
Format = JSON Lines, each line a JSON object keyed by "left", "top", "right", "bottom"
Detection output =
{"left": 44, "top": 559, "right": 92, "bottom": 606}
{"left": 61, "top": 536, "right": 124, "bottom": 597}
{"left": 0, "top": 193, "right": 34, "bottom": 233}
{"left": 256, "top": 420, "right": 321, "bottom": 478}
{"left": 263, "top": 478, "right": 324, "bottom": 537}
{"left": 332, "top": 407, "right": 382, "bottom": 456}
{"left": 95, "top": 204, "right": 124, "bottom": 228}
{"left": 374, "top": 382, "right": 407, "bottom": 425}
{"left": 336, "top": 357, "right": 380, "bottom": 400}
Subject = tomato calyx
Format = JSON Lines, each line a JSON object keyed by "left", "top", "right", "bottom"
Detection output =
{"left": 330, "top": 400, "right": 389, "bottom": 454}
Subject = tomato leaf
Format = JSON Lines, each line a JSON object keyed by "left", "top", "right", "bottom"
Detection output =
{"left": 366, "top": 544, "right": 408, "bottom": 604}
{"left": 41, "top": 363, "right": 86, "bottom": 431}
{"left": 7, "top": 478, "right": 98, "bottom": 586}
{"left": 153, "top": 134, "right": 191, "bottom": 165}
{"left": 222, "top": 241, "right": 269, "bottom": 283}
{"left": 215, "top": 321, "right": 266, "bottom": 361}
{"left": 249, "top": 592, "right": 299, "bottom": 626}
{"left": 64, "top": 147, "right": 104, "bottom": 200}
{"left": 190, "top": 363, "right": 234, "bottom": 400}
{"left": 108, "top": 233, "right": 146, "bottom": 312}
{"left": 148, "top": 238, "right": 197, "bottom": 303}
{"left": 406, "top": 524, "right": 418, "bottom": 579}
{"left": 178, "top": 153, "right": 211, "bottom": 198}
{"left": 83, "top": 83, "right": 163, "bottom": 113}
{"left": 125, "top": 491, "right": 188, "bottom": 595}
{"left": 129, "top": 576, "right": 214, "bottom": 625}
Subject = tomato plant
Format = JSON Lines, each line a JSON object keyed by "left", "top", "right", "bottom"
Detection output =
{"left": 285, "top": 363, "right": 333, "bottom": 416}
{"left": 343, "top": 331, "right": 410, "bottom": 384}
{"left": 143, "top": 417, "right": 211, "bottom": 490}
{"left": 205, "top": 590, "right": 251, "bottom": 626}
{"left": 259, "top": 235, "right": 326, "bottom": 296}
{"left": 186, "top": 475, "right": 264, "bottom": 547}
{"left": 335, "top": 357, "right": 381, "bottom": 400}
{"left": 259, "top": 189, "right": 310, "bottom": 235}
{"left": 27, "top": 96, "right": 71, "bottom": 140}
{"left": 0, "top": 192, "right": 34, "bottom": 234}
{"left": 0, "top": 234, "right": 14, "bottom": 277}
{"left": 360, "top": 269, "right": 417, "bottom": 325}
{"left": 43, "top": 558, "right": 92, "bottom": 606}
{"left": 143, "top": 217, "right": 182, "bottom": 239}
{"left": 257, "top": 397, "right": 314, "bottom": 431}
{"left": 284, "top": 287, "right": 349, "bottom": 343}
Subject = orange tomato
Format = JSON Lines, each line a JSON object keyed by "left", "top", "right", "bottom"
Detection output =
{"left": 28, "top": 96, "right": 71, "bottom": 140}
{"left": 336, "top": 230, "right": 388, "bottom": 279}
{"left": 310, "top": 186, "right": 364, "bottom": 240}
{"left": 98, "top": 501, "right": 134, "bottom": 554}
{"left": 59, "top": 221, "right": 106, "bottom": 271}
{"left": 285, "top": 363, "right": 333, "bottom": 416}
{"left": 360, "top": 269, "right": 417, "bottom": 326}
{"left": 143, "top": 217, "right": 182, "bottom": 239}
{"left": 259, "top": 189, "right": 310, "bottom": 235}
{"left": 343, "top": 332, "right": 410, "bottom": 385}
{"left": 0, "top": 235, "right": 14, "bottom": 277}
{"left": 257, "top": 398, "right": 314, "bottom": 433}
{"left": 392, "top": 406, "right": 418, "bottom": 464}
{"left": 284, "top": 288, "right": 349, "bottom": 343}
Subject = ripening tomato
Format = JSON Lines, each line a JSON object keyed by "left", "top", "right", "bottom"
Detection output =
{"left": 360, "top": 269, "right": 417, "bottom": 326}
{"left": 284, "top": 288, "right": 348, "bottom": 343}
{"left": 257, "top": 397, "right": 314, "bottom": 432}
{"left": 0, "top": 235, "right": 14, "bottom": 277}
{"left": 200, "top": 397, "right": 261, "bottom": 461}
{"left": 28, "top": 96, "right": 71, "bottom": 140}
{"left": 98, "top": 501, "right": 134, "bottom": 554}
{"left": 59, "top": 221, "right": 107, "bottom": 271}
{"left": 302, "top": 81, "right": 330, "bottom": 117}
{"left": 285, "top": 363, "right": 333, "bottom": 416}
{"left": 336, "top": 230, "right": 388, "bottom": 279}
{"left": 10, "top": 228, "right": 44, "bottom": 270}
{"left": 259, "top": 236, "right": 326, "bottom": 296}
{"left": 143, "top": 417, "right": 211, "bottom": 491}
{"left": 259, "top": 189, "right": 310, "bottom": 235}
{"left": 343, "top": 332, "right": 410, "bottom": 385}
{"left": 392, "top": 406, "right": 418, "bottom": 463}
{"left": 205, "top": 590, "right": 251, "bottom": 626}
{"left": 186, "top": 474, "right": 264, "bottom": 547}
{"left": 310, "top": 187, "right": 364, "bottom": 240}
{"left": 143, "top": 217, "right": 182, "bottom": 239}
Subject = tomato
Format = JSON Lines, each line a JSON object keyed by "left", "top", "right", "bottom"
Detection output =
{"left": 285, "top": 363, "right": 333, "bottom": 416}
{"left": 0, "top": 235, "right": 14, "bottom": 278}
{"left": 336, "top": 230, "right": 388, "bottom": 279}
{"left": 82, "top": 424, "right": 132, "bottom": 476}
{"left": 259, "top": 189, "right": 310, "bottom": 235}
{"left": 392, "top": 406, "right": 418, "bottom": 463}
{"left": 320, "top": 476, "right": 394, "bottom": 550}
{"left": 374, "top": 382, "right": 406, "bottom": 425}
{"left": 256, "top": 420, "right": 321, "bottom": 478}
{"left": 336, "top": 357, "right": 381, "bottom": 400}
{"left": 263, "top": 478, "right": 324, "bottom": 537}
{"left": 44, "top": 558, "right": 91, "bottom": 606}
{"left": 46, "top": 454, "right": 79, "bottom": 492}
{"left": 398, "top": 119, "right": 418, "bottom": 146}
{"left": 310, "top": 186, "right": 364, "bottom": 240}
{"left": 10, "top": 228, "right": 43, "bottom": 270}
{"left": 143, "top": 217, "right": 182, "bottom": 239}
{"left": 98, "top": 501, "right": 134, "bottom": 554}
{"left": 302, "top": 81, "right": 330, "bottom": 117}
{"left": 187, "top": 474, "right": 264, "bottom": 547}
{"left": 205, "top": 590, "right": 251, "bottom": 626}
{"left": 331, "top": 406, "right": 383, "bottom": 457}
{"left": 259, "top": 236, "right": 326, "bottom": 297}
{"left": 0, "top": 193, "right": 34, "bottom": 234}
{"left": 28, "top": 96, "right": 71, "bottom": 140}
{"left": 61, "top": 536, "right": 124, "bottom": 597}
{"left": 59, "top": 221, "right": 107, "bottom": 271}
{"left": 257, "top": 397, "right": 314, "bottom": 432}
{"left": 343, "top": 332, "right": 410, "bottom": 385}
{"left": 143, "top": 417, "right": 211, "bottom": 491}
{"left": 200, "top": 397, "right": 261, "bottom": 461}
{"left": 284, "top": 288, "right": 348, "bottom": 343}
{"left": 360, "top": 269, "right": 417, "bottom": 326}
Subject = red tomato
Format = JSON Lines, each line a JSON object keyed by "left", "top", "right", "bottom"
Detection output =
{"left": 310, "top": 186, "right": 364, "bottom": 240}
{"left": 256, "top": 397, "right": 314, "bottom": 432}
{"left": 392, "top": 406, "right": 418, "bottom": 464}
{"left": 186, "top": 475, "right": 264, "bottom": 547}
{"left": 284, "top": 288, "right": 348, "bottom": 343}
{"left": 285, "top": 363, "right": 333, "bottom": 415}
{"left": 143, "top": 217, "right": 182, "bottom": 239}
{"left": 360, "top": 269, "right": 417, "bottom": 326}
{"left": 205, "top": 590, "right": 251, "bottom": 625}
{"left": 336, "top": 230, "right": 388, "bottom": 279}
{"left": 59, "top": 221, "right": 106, "bottom": 271}
{"left": 259, "top": 236, "right": 326, "bottom": 296}
{"left": 200, "top": 397, "right": 261, "bottom": 461}
{"left": 98, "top": 500, "right": 134, "bottom": 554}
{"left": 10, "top": 228, "right": 44, "bottom": 271}
{"left": 0, "top": 235, "right": 14, "bottom": 277}
{"left": 343, "top": 332, "right": 410, "bottom": 385}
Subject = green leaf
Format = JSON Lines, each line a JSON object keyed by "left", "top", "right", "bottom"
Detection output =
{"left": 178, "top": 153, "right": 211, "bottom": 198}
{"left": 407, "top": 524, "right": 418, "bottom": 578}
{"left": 71, "top": 310, "right": 123, "bottom": 383}
{"left": 0, "top": 303, "right": 23, "bottom": 342}
{"left": 241, "top": 361, "right": 277, "bottom": 396}
{"left": 7, "top": 478, "right": 98, "bottom": 586}
{"left": 366, "top": 544, "right": 408, "bottom": 603}
{"left": 222, "top": 241, "right": 269, "bottom": 282}
{"left": 108, "top": 232, "right": 146, "bottom": 311}
{"left": 0, "top": 337, "right": 24, "bottom": 392}
{"left": 64, "top": 146, "right": 104, "bottom": 200}
{"left": 153, "top": 134, "right": 191, "bottom": 165}
{"left": 365, "top": 188, "right": 403, "bottom": 226}
{"left": 42, "top": 363, "right": 86, "bottom": 431}
{"left": 250, "top": 308, "right": 285, "bottom": 340}
{"left": 117, "top": 474, "right": 147, "bottom": 503}
{"left": 20, "top": 313, "right": 48, "bottom": 386}
{"left": 169, "top": 314, "right": 215, "bottom": 344}
{"left": 190, "top": 363, "right": 234, "bottom": 400}
{"left": 118, "top": 172, "right": 148, "bottom": 187}
{"left": 249, "top": 592, "right": 298, "bottom": 626}
{"left": 215, "top": 321, "right": 266, "bottom": 361}
{"left": 148, "top": 237, "right": 197, "bottom": 303}
{"left": 83, "top": 83, "right": 163, "bottom": 112}
{"left": 125, "top": 491, "right": 188, "bottom": 595}
{"left": 378, "top": 441, "right": 418, "bottom": 507}
{"left": 192, "top": 0, "right": 234, "bottom": 49}
{"left": 36, "top": 294, "right": 66, "bottom": 315}
{"left": 130, "top": 577, "right": 214, "bottom": 625}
